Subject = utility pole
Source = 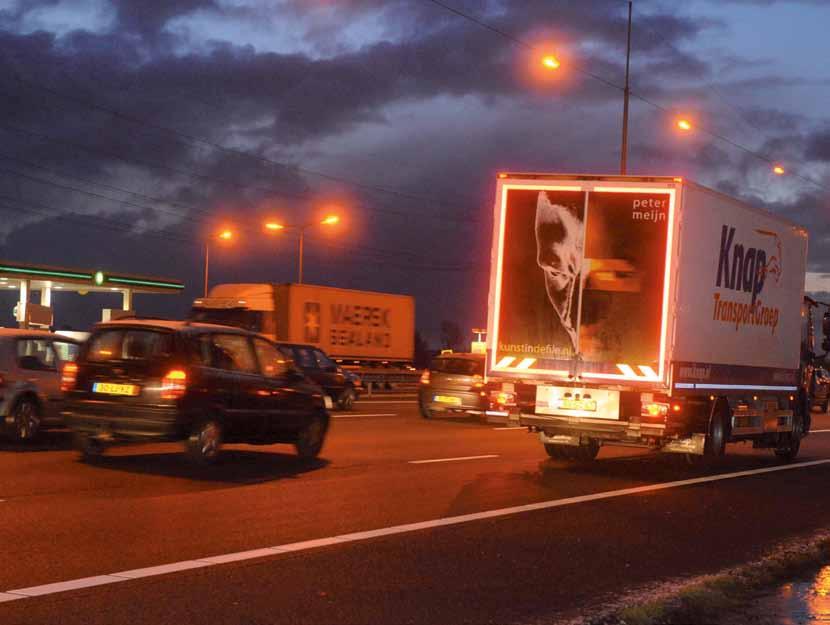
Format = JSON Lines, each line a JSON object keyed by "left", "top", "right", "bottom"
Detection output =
{"left": 620, "top": 0, "right": 632, "bottom": 175}
{"left": 203, "top": 241, "right": 209, "bottom": 297}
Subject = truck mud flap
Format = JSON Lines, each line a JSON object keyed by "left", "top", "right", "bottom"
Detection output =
{"left": 661, "top": 433, "right": 706, "bottom": 455}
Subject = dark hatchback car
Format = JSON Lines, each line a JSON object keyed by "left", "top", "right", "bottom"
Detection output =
{"left": 275, "top": 342, "right": 362, "bottom": 410}
{"left": 63, "top": 320, "right": 330, "bottom": 463}
{"left": 418, "top": 353, "right": 488, "bottom": 419}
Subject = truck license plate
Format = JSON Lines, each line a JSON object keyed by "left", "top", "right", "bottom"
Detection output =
{"left": 559, "top": 398, "right": 597, "bottom": 412}
{"left": 536, "top": 386, "right": 620, "bottom": 419}
{"left": 92, "top": 382, "right": 139, "bottom": 397}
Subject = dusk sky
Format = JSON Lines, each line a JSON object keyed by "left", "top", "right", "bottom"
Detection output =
{"left": 1, "top": 0, "right": 829, "bottom": 343}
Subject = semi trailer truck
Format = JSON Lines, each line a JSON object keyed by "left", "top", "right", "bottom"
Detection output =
{"left": 191, "top": 283, "right": 416, "bottom": 364}
{"left": 485, "top": 173, "right": 814, "bottom": 461}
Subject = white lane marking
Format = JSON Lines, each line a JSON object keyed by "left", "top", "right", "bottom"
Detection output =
{"left": 10, "top": 575, "right": 126, "bottom": 597}
{"left": 811, "top": 429, "right": 830, "bottom": 433}
{"left": 493, "top": 426, "right": 526, "bottom": 431}
{"left": 6, "top": 458, "right": 830, "bottom": 603}
{"left": 112, "top": 561, "right": 211, "bottom": 580}
{"left": 333, "top": 413, "right": 397, "bottom": 419}
{"left": 408, "top": 454, "right": 500, "bottom": 464}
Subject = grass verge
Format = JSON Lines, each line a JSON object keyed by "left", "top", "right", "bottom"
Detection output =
{"left": 582, "top": 529, "right": 830, "bottom": 625}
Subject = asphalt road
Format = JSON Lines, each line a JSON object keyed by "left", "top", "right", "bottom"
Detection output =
{"left": 2, "top": 399, "right": 830, "bottom": 624}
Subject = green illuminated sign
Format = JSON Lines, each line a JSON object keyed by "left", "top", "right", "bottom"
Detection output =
{"left": 94, "top": 271, "right": 105, "bottom": 285}
{"left": 0, "top": 266, "right": 92, "bottom": 280}
{"left": 108, "top": 277, "right": 185, "bottom": 290}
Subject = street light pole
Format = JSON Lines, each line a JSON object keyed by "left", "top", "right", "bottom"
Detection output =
{"left": 203, "top": 241, "right": 209, "bottom": 297}
{"left": 298, "top": 227, "right": 305, "bottom": 284}
{"left": 620, "top": 0, "right": 632, "bottom": 175}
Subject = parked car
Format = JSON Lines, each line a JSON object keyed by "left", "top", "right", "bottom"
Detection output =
{"left": 62, "top": 320, "right": 330, "bottom": 463}
{"left": 418, "top": 353, "right": 488, "bottom": 419}
{"left": 812, "top": 367, "right": 830, "bottom": 412}
{"left": 275, "top": 342, "right": 362, "bottom": 410}
{"left": 0, "top": 329, "right": 80, "bottom": 441}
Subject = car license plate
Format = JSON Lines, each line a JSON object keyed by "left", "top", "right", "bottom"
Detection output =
{"left": 559, "top": 398, "right": 597, "bottom": 412}
{"left": 92, "top": 382, "right": 139, "bottom": 397}
{"left": 324, "top": 396, "right": 333, "bottom": 409}
{"left": 435, "top": 395, "right": 461, "bottom": 405}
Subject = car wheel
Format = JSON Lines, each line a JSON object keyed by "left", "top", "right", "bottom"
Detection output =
{"left": 12, "top": 398, "right": 40, "bottom": 442}
{"left": 74, "top": 432, "right": 105, "bottom": 461}
{"left": 419, "top": 399, "right": 434, "bottom": 419}
{"left": 337, "top": 387, "right": 356, "bottom": 411}
{"left": 295, "top": 412, "right": 328, "bottom": 459}
{"left": 186, "top": 419, "right": 223, "bottom": 465}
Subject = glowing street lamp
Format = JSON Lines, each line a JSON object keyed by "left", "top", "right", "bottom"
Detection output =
{"left": 541, "top": 55, "right": 561, "bottom": 70}
{"left": 263, "top": 213, "right": 341, "bottom": 284}
{"left": 773, "top": 165, "right": 785, "bottom": 175}
{"left": 676, "top": 118, "right": 693, "bottom": 132}
{"left": 204, "top": 228, "right": 234, "bottom": 297}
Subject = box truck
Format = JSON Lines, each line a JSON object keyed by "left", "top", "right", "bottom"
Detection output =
{"left": 485, "top": 173, "right": 814, "bottom": 461}
{"left": 191, "top": 283, "right": 415, "bottom": 364}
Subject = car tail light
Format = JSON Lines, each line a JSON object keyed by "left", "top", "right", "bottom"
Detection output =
{"left": 490, "top": 389, "right": 516, "bottom": 407}
{"left": 161, "top": 369, "right": 188, "bottom": 400}
{"left": 420, "top": 370, "right": 430, "bottom": 385}
{"left": 472, "top": 374, "right": 484, "bottom": 389}
{"left": 60, "top": 362, "right": 78, "bottom": 392}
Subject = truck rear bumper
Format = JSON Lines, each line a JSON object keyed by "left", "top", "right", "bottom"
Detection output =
{"left": 519, "top": 413, "right": 706, "bottom": 454}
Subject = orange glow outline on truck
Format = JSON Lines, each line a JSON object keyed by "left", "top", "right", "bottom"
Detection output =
{"left": 489, "top": 181, "right": 677, "bottom": 384}
{"left": 489, "top": 183, "right": 582, "bottom": 377}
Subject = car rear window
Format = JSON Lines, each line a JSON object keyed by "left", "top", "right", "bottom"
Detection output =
{"left": 430, "top": 358, "right": 484, "bottom": 376}
{"left": 88, "top": 329, "right": 173, "bottom": 362}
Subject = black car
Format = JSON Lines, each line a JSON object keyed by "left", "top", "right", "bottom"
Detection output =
{"left": 812, "top": 367, "right": 830, "bottom": 413}
{"left": 275, "top": 342, "right": 362, "bottom": 410}
{"left": 63, "top": 320, "right": 330, "bottom": 463}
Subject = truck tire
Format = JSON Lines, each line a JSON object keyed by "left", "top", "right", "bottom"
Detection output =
{"left": 544, "top": 443, "right": 570, "bottom": 459}
{"left": 704, "top": 401, "right": 729, "bottom": 457}
{"left": 419, "top": 399, "right": 434, "bottom": 419}
{"left": 775, "top": 412, "right": 804, "bottom": 463}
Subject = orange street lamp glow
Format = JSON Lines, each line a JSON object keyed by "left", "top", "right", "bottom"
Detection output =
{"left": 773, "top": 165, "right": 785, "bottom": 175}
{"left": 320, "top": 215, "right": 340, "bottom": 226}
{"left": 218, "top": 229, "right": 233, "bottom": 240}
{"left": 542, "top": 55, "right": 561, "bottom": 70}
{"left": 264, "top": 221, "right": 285, "bottom": 231}
{"left": 676, "top": 119, "right": 692, "bottom": 132}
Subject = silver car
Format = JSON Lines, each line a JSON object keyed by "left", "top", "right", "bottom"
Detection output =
{"left": 0, "top": 329, "right": 80, "bottom": 441}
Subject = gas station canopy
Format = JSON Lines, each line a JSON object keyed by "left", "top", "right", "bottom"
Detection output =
{"left": 0, "top": 260, "right": 185, "bottom": 328}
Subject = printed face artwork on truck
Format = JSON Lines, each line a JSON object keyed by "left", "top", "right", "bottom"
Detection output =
{"left": 535, "top": 192, "right": 585, "bottom": 350}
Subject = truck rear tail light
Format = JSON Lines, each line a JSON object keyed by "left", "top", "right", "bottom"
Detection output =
{"left": 472, "top": 374, "right": 484, "bottom": 389}
{"left": 641, "top": 402, "right": 669, "bottom": 418}
{"left": 161, "top": 369, "right": 188, "bottom": 400}
{"left": 61, "top": 362, "right": 78, "bottom": 392}
{"left": 420, "top": 370, "right": 430, "bottom": 385}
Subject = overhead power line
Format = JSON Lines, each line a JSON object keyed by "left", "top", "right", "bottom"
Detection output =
{"left": 423, "top": 0, "right": 830, "bottom": 195}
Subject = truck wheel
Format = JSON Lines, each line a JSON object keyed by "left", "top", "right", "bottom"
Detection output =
{"left": 186, "top": 419, "right": 223, "bottom": 465}
{"left": 337, "top": 387, "right": 356, "bottom": 411}
{"left": 295, "top": 412, "right": 328, "bottom": 459}
{"left": 704, "top": 402, "right": 729, "bottom": 457}
{"left": 572, "top": 440, "right": 600, "bottom": 462}
{"left": 74, "top": 432, "right": 105, "bottom": 462}
{"left": 775, "top": 413, "right": 804, "bottom": 463}
{"left": 544, "top": 443, "right": 569, "bottom": 459}
{"left": 11, "top": 398, "right": 40, "bottom": 442}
